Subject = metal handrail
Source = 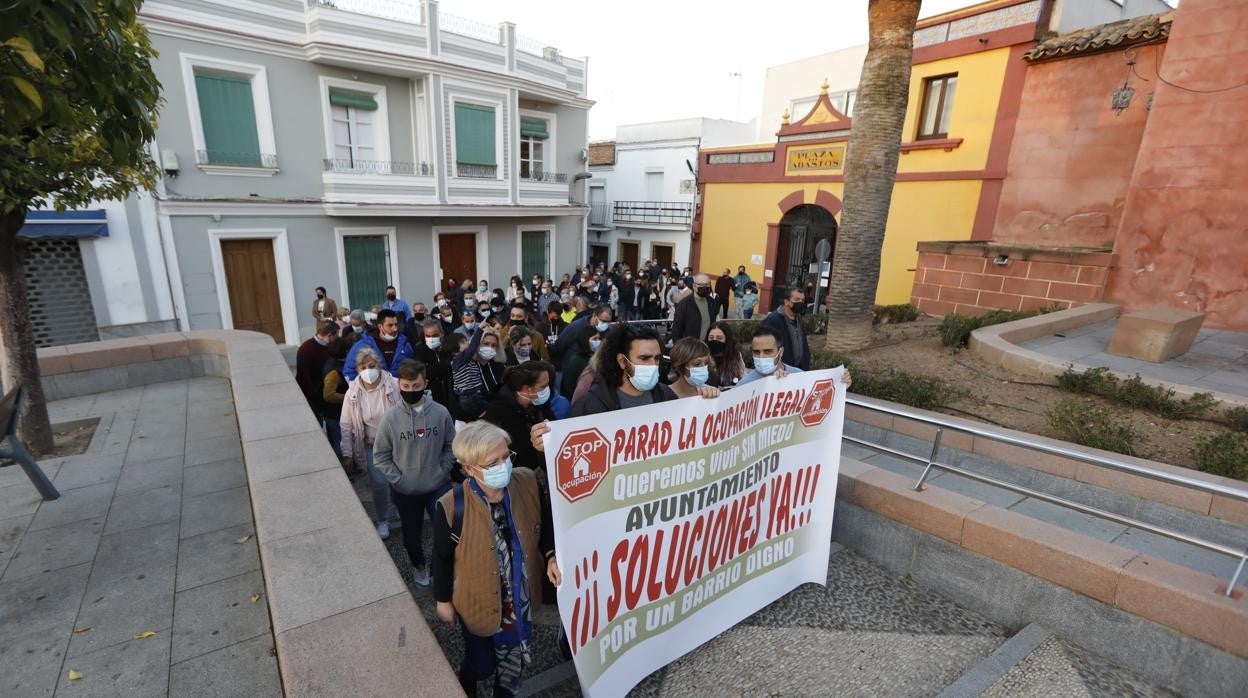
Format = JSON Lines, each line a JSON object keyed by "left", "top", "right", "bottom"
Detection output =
{"left": 842, "top": 401, "right": 1248, "bottom": 597}
{"left": 846, "top": 396, "right": 1248, "bottom": 504}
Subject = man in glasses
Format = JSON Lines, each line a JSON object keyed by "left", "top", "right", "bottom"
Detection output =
{"left": 669, "top": 272, "right": 715, "bottom": 344}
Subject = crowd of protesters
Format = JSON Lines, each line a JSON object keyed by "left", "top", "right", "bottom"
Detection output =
{"left": 291, "top": 257, "right": 846, "bottom": 695}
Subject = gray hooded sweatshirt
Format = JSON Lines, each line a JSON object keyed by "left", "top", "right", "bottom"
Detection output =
{"left": 372, "top": 392, "right": 457, "bottom": 496}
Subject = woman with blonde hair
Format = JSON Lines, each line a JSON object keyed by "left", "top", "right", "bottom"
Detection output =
{"left": 452, "top": 326, "right": 506, "bottom": 420}
{"left": 432, "top": 420, "right": 559, "bottom": 697}
{"left": 339, "top": 346, "right": 399, "bottom": 539}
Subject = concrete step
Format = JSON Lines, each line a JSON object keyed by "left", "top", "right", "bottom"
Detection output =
{"left": 844, "top": 420, "right": 1248, "bottom": 583}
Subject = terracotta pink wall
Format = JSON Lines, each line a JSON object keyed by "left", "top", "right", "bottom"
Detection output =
{"left": 1107, "top": 0, "right": 1248, "bottom": 330}
{"left": 992, "top": 45, "right": 1164, "bottom": 249}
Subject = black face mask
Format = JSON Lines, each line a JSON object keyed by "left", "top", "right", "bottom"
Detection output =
{"left": 510, "top": 319, "right": 527, "bottom": 327}
{"left": 707, "top": 340, "right": 726, "bottom": 356}
{"left": 696, "top": 287, "right": 711, "bottom": 298}
{"left": 316, "top": 292, "right": 325, "bottom": 299}
{"left": 386, "top": 293, "right": 397, "bottom": 301}
{"left": 400, "top": 389, "right": 424, "bottom": 405}
{"left": 412, "top": 312, "right": 426, "bottom": 322}
{"left": 790, "top": 301, "right": 807, "bottom": 315}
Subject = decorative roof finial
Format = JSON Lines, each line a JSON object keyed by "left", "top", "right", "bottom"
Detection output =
{"left": 820, "top": 78, "right": 830, "bottom": 95}
{"left": 781, "top": 109, "right": 791, "bottom": 125}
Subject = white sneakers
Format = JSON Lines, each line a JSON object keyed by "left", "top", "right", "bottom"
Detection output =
{"left": 412, "top": 566, "right": 431, "bottom": 587}
{"left": 376, "top": 521, "right": 391, "bottom": 540}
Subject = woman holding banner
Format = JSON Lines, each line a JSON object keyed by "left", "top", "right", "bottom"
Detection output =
{"left": 432, "top": 421, "right": 560, "bottom": 697}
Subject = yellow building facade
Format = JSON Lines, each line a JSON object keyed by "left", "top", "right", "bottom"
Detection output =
{"left": 693, "top": 0, "right": 1041, "bottom": 310}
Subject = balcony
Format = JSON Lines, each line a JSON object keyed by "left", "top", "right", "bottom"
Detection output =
{"left": 456, "top": 163, "right": 498, "bottom": 179}
{"left": 613, "top": 201, "right": 694, "bottom": 227}
{"left": 195, "top": 150, "right": 279, "bottom": 176}
{"left": 322, "top": 158, "right": 432, "bottom": 176}
{"left": 588, "top": 202, "right": 610, "bottom": 227}
{"left": 519, "top": 170, "right": 569, "bottom": 184}
{"left": 321, "top": 156, "right": 437, "bottom": 206}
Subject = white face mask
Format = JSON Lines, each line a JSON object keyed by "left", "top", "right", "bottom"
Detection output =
{"left": 379, "top": 331, "right": 396, "bottom": 342}
{"left": 359, "top": 367, "right": 380, "bottom": 384}
{"left": 479, "top": 346, "right": 497, "bottom": 361}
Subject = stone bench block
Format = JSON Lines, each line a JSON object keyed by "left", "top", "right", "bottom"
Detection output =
{"left": 1108, "top": 308, "right": 1205, "bottom": 363}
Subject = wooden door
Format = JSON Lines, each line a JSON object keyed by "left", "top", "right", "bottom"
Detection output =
{"left": 651, "top": 243, "right": 674, "bottom": 271}
{"left": 438, "top": 233, "right": 477, "bottom": 291}
{"left": 618, "top": 240, "right": 639, "bottom": 271}
{"left": 220, "top": 239, "right": 284, "bottom": 343}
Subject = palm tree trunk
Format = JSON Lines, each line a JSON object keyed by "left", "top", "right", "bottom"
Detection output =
{"left": 0, "top": 208, "right": 55, "bottom": 454}
{"left": 825, "top": 0, "right": 923, "bottom": 351}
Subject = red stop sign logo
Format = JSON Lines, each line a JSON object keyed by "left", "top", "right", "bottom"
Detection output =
{"left": 555, "top": 428, "right": 612, "bottom": 503}
{"left": 801, "top": 378, "right": 837, "bottom": 427}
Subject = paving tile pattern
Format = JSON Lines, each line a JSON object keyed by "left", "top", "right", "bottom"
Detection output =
{"left": 1020, "top": 320, "right": 1248, "bottom": 398}
{"left": 985, "top": 636, "right": 1178, "bottom": 698}
{"left": 0, "top": 379, "right": 278, "bottom": 697}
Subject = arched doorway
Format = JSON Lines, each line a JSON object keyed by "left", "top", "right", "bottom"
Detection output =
{"left": 773, "top": 204, "right": 837, "bottom": 311}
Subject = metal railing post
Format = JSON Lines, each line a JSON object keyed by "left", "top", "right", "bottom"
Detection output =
{"left": 1227, "top": 554, "right": 1247, "bottom": 598}
{"left": 912, "top": 427, "right": 942, "bottom": 491}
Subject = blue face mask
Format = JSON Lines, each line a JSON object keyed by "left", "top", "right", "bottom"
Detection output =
{"left": 628, "top": 362, "right": 660, "bottom": 392}
{"left": 589, "top": 339, "right": 602, "bottom": 352}
{"left": 425, "top": 336, "right": 441, "bottom": 350}
{"left": 352, "top": 324, "right": 365, "bottom": 334}
{"left": 463, "top": 321, "right": 476, "bottom": 330}
{"left": 596, "top": 321, "right": 610, "bottom": 333}
{"left": 532, "top": 386, "right": 551, "bottom": 405}
{"left": 688, "top": 365, "right": 710, "bottom": 387}
{"left": 480, "top": 310, "right": 491, "bottom": 318}
{"left": 754, "top": 356, "right": 778, "bottom": 376}
{"left": 482, "top": 457, "right": 513, "bottom": 489}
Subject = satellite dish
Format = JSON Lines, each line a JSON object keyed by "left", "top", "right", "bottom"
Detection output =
{"left": 815, "top": 238, "right": 832, "bottom": 263}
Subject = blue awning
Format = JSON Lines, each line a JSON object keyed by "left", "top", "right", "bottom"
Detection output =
{"left": 19, "top": 209, "right": 109, "bottom": 239}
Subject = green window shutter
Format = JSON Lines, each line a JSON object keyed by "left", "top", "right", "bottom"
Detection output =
{"left": 454, "top": 102, "right": 497, "bottom": 166}
{"left": 343, "top": 236, "right": 390, "bottom": 309}
{"left": 194, "top": 72, "right": 261, "bottom": 166}
{"left": 520, "top": 117, "right": 548, "bottom": 139}
{"left": 520, "top": 230, "right": 548, "bottom": 281}
{"left": 329, "top": 88, "right": 378, "bottom": 111}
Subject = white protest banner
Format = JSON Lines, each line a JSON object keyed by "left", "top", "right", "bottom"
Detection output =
{"left": 544, "top": 367, "right": 846, "bottom": 698}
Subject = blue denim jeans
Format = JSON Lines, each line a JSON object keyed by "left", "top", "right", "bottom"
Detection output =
{"left": 364, "top": 446, "right": 393, "bottom": 524}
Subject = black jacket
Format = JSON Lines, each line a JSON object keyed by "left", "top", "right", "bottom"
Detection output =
{"left": 670, "top": 294, "right": 711, "bottom": 343}
{"left": 551, "top": 310, "right": 593, "bottom": 365}
{"left": 411, "top": 342, "right": 456, "bottom": 410}
{"left": 760, "top": 310, "right": 812, "bottom": 371}
{"left": 569, "top": 376, "right": 677, "bottom": 417}
{"left": 481, "top": 387, "right": 554, "bottom": 472}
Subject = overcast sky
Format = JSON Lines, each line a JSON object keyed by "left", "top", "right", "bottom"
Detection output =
{"left": 440, "top": 0, "right": 987, "bottom": 140}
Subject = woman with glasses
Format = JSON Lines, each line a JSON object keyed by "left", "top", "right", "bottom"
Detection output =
{"left": 452, "top": 326, "right": 507, "bottom": 421}
{"left": 433, "top": 421, "right": 559, "bottom": 697}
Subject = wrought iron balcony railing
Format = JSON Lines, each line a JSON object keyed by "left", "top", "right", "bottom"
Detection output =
{"left": 196, "top": 150, "right": 278, "bottom": 168}
{"left": 613, "top": 200, "right": 694, "bottom": 226}
{"left": 456, "top": 163, "right": 499, "bottom": 179}
{"left": 322, "top": 158, "right": 432, "bottom": 176}
{"left": 519, "top": 169, "right": 569, "bottom": 184}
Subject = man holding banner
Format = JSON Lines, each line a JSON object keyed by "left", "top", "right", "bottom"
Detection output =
{"left": 535, "top": 363, "right": 849, "bottom": 697}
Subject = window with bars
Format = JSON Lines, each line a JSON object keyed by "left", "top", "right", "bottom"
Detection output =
{"left": 918, "top": 74, "right": 958, "bottom": 140}
{"left": 330, "top": 88, "right": 378, "bottom": 168}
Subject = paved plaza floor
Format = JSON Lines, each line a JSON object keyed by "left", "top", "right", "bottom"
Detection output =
{"left": 0, "top": 378, "right": 280, "bottom": 697}
{"left": 1019, "top": 320, "right": 1248, "bottom": 398}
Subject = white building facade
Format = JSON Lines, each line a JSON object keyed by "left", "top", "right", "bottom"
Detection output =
{"left": 586, "top": 118, "right": 753, "bottom": 272}
{"left": 21, "top": 0, "right": 591, "bottom": 347}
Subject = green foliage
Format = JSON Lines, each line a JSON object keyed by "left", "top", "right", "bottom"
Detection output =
{"left": 1191, "top": 432, "right": 1248, "bottom": 480}
{"left": 1226, "top": 406, "right": 1248, "bottom": 433}
{"left": 851, "top": 369, "right": 965, "bottom": 411}
{"left": 810, "top": 350, "right": 855, "bottom": 372}
{"left": 872, "top": 303, "right": 919, "bottom": 325}
{"left": 1046, "top": 398, "right": 1138, "bottom": 456}
{"left": 0, "top": 0, "right": 162, "bottom": 215}
{"left": 1057, "top": 366, "right": 1217, "bottom": 419}
{"left": 938, "top": 306, "right": 1062, "bottom": 348}
{"left": 730, "top": 320, "right": 760, "bottom": 347}
{"left": 1056, "top": 366, "right": 1118, "bottom": 394}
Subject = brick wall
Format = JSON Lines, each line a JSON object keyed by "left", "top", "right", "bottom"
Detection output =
{"left": 910, "top": 241, "right": 1115, "bottom": 317}
{"left": 588, "top": 141, "right": 616, "bottom": 166}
